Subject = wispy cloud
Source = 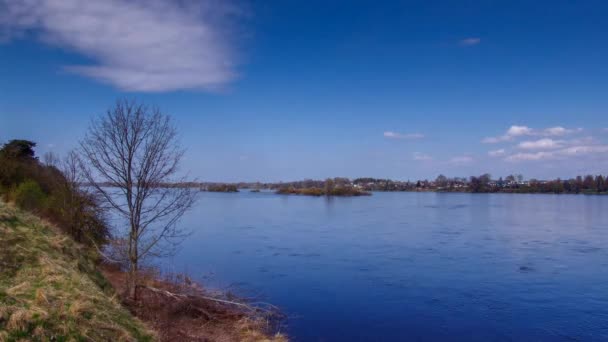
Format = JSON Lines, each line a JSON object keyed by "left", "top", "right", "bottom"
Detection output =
{"left": 413, "top": 152, "right": 432, "bottom": 161}
{"left": 517, "top": 138, "right": 564, "bottom": 150}
{"left": 384, "top": 131, "right": 425, "bottom": 140}
{"left": 488, "top": 149, "right": 506, "bottom": 157}
{"left": 460, "top": 37, "right": 481, "bottom": 46}
{"left": 483, "top": 125, "right": 582, "bottom": 143}
{"left": 543, "top": 126, "right": 582, "bottom": 136}
{"left": 0, "top": 0, "right": 241, "bottom": 92}
{"left": 505, "top": 145, "right": 608, "bottom": 162}
{"left": 449, "top": 155, "right": 474, "bottom": 164}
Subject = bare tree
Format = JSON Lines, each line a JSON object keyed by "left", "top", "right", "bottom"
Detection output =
{"left": 79, "top": 99, "right": 196, "bottom": 300}
{"left": 43, "top": 151, "right": 60, "bottom": 167}
{"left": 59, "top": 151, "right": 87, "bottom": 242}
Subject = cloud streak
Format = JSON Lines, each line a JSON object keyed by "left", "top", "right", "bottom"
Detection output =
{"left": 0, "top": 0, "right": 240, "bottom": 92}
{"left": 460, "top": 37, "right": 480, "bottom": 46}
{"left": 413, "top": 152, "right": 432, "bottom": 161}
{"left": 449, "top": 155, "right": 473, "bottom": 164}
{"left": 384, "top": 131, "right": 425, "bottom": 140}
{"left": 505, "top": 145, "right": 608, "bottom": 162}
{"left": 488, "top": 149, "right": 506, "bottom": 157}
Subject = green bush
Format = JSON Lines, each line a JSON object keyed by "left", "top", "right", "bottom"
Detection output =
{"left": 12, "top": 180, "right": 47, "bottom": 211}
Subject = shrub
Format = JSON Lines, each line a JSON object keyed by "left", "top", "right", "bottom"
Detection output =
{"left": 12, "top": 180, "right": 47, "bottom": 211}
{"left": 0, "top": 140, "right": 110, "bottom": 248}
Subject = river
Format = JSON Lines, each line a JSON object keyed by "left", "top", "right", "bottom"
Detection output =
{"left": 162, "top": 191, "right": 608, "bottom": 341}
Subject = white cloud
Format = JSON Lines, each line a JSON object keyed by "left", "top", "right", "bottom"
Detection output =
{"left": 505, "top": 145, "right": 608, "bottom": 162}
{"left": 449, "top": 155, "right": 473, "bottom": 164}
{"left": 384, "top": 131, "right": 425, "bottom": 140}
{"left": 517, "top": 138, "right": 564, "bottom": 150}
{"left": 506, "top": 125, "right": 533, "bottom": 137}
{"left": 413, "top": 152, "right": 432, "bottom": 161}
{"left": 488, "top": 149, "right": 506, "bottom": 157}
{"left": 460, "top": 37, "right": 480, "bottom": 46}
{"left": 482, "top": 125, "right": 533, "bottom": 143}
{"left": 0, "top": 0, "right": 240, "bottom": 92}
{"left": 483, "top": 125, "right": 582, "bottom": 143}
{"left": 542, "top": 126, "right": 582, "bottom": 136}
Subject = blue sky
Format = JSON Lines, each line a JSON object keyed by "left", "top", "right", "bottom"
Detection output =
{"left": 1, "top": 0, "right": 607, "bottom": 182}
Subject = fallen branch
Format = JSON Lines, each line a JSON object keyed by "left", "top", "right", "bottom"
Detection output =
{"left": 88, "top": 237, "right": 125, "bottom": 264}
{"left": 140, "top": 284, "right": 186, "bottom": 300}
{"left": 139, "top": 285, "right": 281, "bottom": 316}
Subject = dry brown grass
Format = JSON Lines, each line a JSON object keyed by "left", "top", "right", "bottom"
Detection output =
{"left": 102, "top": 265, "right": 288, "bottom": 342}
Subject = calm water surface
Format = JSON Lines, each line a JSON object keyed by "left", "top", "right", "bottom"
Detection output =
{"left": 163, "top": 191, "right": 608, "bottom": 341}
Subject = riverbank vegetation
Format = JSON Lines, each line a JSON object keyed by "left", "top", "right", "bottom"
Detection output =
{"left": 0, "top": 99, "right": 287, "bottom": 341}
{"left": 101, "top": 264, "right": 286, "bottom": 341}
{"left": 0, "top": 199, "right": 286, "bottom": 341}
{"left": 0, "top": 140, "right": 109, "bottom": 247}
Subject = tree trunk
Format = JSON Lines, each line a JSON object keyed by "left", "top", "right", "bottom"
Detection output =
{"left": 127, "top": 233, "right": 139, "bottom": 301}
{"left": 128, "top": 258, "right": 138, "bottom": 300}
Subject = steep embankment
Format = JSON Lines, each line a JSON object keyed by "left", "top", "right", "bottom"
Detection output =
{"left": 0, "top": 201, "right": 153, "bottom": 341}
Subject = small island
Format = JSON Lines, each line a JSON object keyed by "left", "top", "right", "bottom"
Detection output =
{"left": 205, "top": 184, "right": 239, "bottom": 192}
{"left": 277, "top": 179, "right": 371, "bottom": 197}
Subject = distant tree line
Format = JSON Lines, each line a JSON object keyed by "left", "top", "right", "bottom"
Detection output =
{"left": 353, "top": 178, "right": 418, "bottom": 191}
{"left": 464, "top": 174, "right": 608, "bottom": 194}
{"left": 211, "top": 174, "right": 608, "bottom": 195}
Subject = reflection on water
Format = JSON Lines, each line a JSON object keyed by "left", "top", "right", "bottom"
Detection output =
{"left": 162, "top": 191, "right": 608, "bottom": 341}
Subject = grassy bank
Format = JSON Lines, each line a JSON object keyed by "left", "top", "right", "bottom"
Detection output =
{"left": 0, "top": 201, "right": 152, "bottom": 341}
{"left": 0, "top": 201, "right": 287, "bottom": 341}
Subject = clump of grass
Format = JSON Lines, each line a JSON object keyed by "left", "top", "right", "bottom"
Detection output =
{"left": 0, "top": 201, "right": 153, "bottom": 341}
{"left": 236, "top": 317, "right": 288, "bottom": 342}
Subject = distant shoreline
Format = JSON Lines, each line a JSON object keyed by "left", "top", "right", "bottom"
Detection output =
{"left": 206, "top": 188, "right": 608, "bottom": 196}
{"left": 87, "top": 174, "right": 608, "bottom": 196}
